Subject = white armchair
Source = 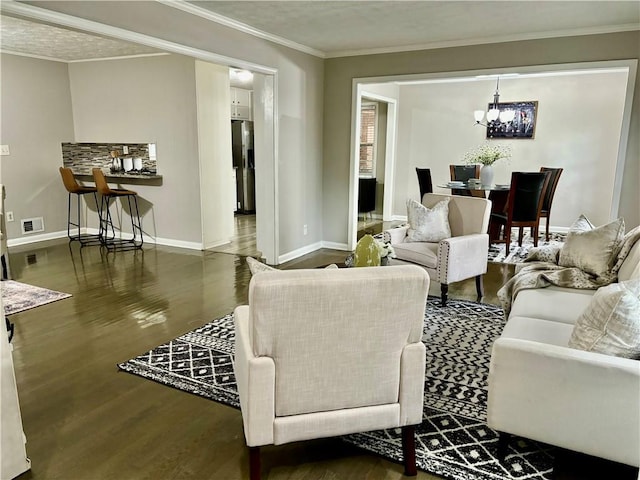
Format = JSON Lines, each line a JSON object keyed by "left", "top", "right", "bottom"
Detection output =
{"left": 386, "top": 193, "right": 491, "bottom": 305}
{"left": 233, "top": 265, "right": 430, "bottom": 479}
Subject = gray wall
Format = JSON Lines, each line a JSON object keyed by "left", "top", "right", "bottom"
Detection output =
{"left": 69, "top": 54, "right": 202, "bottom": 245}
{"left": 323, "top": 32, "right": 640, "bottom": 244}
{"left": 0, "top": 54, "right": 74, "bottom": 240}
{"left": 394, "top": 71, "right": 628, "bottom": 228}
{"left": 28, "top": 0, "right": 325, "bottom": 257}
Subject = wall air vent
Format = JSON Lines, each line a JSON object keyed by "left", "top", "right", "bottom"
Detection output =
{"left": 21, "top": 217, "right": 44, "bottom": 235}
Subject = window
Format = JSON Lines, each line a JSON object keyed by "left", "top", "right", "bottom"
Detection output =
{"left": 359, "top": 102, "right": 377, "bottom": 177}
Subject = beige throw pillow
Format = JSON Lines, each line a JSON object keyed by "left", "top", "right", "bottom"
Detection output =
{"left": 406, "top": 198, "right": 451, "bottom": 243}
{"left": 568, "top": 279, "right": 640, "bottom": 359}
{"left": 558, "top": 215, "right": 624, "bottom": 278}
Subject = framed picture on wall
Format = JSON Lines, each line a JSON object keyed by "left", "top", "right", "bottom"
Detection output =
{"left": 487, "top": 101, "right": 538, "bottom": 139}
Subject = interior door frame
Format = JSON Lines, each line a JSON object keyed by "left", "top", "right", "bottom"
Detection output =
{"left": 349, "top": 90, "right": 398, "bottom": 250}
{"left": 4, "top": 1, "right": 280, "bottom": 264}
{"left": 348, "top": 59, "right": 637, "bottom": 250}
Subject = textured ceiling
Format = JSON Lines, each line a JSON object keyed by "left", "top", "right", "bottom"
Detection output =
{"left": 0, "top": 1, "right": 638, "bottom": 62}
{"left": 190, "top": 0, "right": 640, "bottom": 55}
{"left": 0, "top": 15, "right": 161, "bottom": 62}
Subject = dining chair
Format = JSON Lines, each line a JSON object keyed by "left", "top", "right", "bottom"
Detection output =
{"left": 415, "top": 167, "right": 433, "bottom": 201}
{"left": 488, "top": 171, "right": 550, "bottom": 252}
{"left": 536, "top": 167, "right": 563, "bottom": 241}
{"left": 449, "top": 164, "right": 484, "bottom": 197}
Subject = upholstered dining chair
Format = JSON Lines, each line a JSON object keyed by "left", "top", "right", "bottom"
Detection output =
{"left": 234, "top": 265, "right": 430, "bottom": 479}
{"left": 449, "top": 164, "right": 484, "bottom": 197}
{"left": 536, "top": 167, "right": 563, "bottom": 241}
{"left": 415, "top": 167, "right": 433, "bottom": 200}
{"left": 489, "top": 171, "right": 550, "bottom": 253}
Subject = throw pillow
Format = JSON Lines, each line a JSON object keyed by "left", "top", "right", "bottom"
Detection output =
{"left": 558, "top": 214, "right": 625, "bottom": 278}
{"left": 406, "top": 198, "right": 451, "bottom": 243}
{"left": 568, "top": 278, "right": 640, "bottom": 359}
{"left": 354, "top": 234, "right": 381, "bottom": 267}
{"left": 246, "top": 256, "right": 338, "bottom": 274}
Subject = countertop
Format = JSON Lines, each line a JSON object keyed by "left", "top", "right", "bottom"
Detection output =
{"left": 75, "top": 171, "right": 163, "bottom": 186}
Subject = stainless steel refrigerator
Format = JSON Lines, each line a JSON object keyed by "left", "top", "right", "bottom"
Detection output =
{"left": 231, "top": 120, "right": 255, "bottom": 213}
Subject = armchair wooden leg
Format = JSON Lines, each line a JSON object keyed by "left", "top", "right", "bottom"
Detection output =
{"left": 440, "top": 284, "right": 448, "bottom": 306}
{"left": 475, "top": 275, "right": 484, "bottom": 301}
{"left": 496, "top": 431, "right": 511, "bottom": 463}
{"left": 249, "top": 446, "right": 261, "bottom": 480}
{"left": 402, "top": 425, "right": 417, "bottom": 476}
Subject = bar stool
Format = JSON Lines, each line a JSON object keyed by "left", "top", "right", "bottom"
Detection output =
{"left": 92, "top": 168, "right": 143, "bottom": 250}
{"left": 59, "top": 167, "right": 102, "bottom": 246}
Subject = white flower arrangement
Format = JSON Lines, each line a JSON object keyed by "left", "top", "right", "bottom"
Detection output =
{"left": 463, "top": 142, "right": 511, "bottom": 166}
{"left": 376, "top": 239, "right": 396, "bottom": 259}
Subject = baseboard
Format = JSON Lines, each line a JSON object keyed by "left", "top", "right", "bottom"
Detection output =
{"left": 8, "top": 228, "right": 204, "bottom": 251}
{"left": 278, "top": 241, "right": 323, "bottom": 264}
{"left": 321, "top": 241, "right": 349, "bottom": 251}
{"left": 391, "top": 215, "right": 408, "bottom": 222}
{"left": 7, "top": 230, "right": 68, "bottom": 247}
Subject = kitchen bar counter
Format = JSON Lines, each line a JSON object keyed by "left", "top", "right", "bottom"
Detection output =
{"left": 75, "top": 172, "right": 163, "bottom": 186}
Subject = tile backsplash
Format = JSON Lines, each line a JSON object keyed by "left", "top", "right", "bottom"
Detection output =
{"left": 62, "top": 142, "right": 156, "bottom": 174}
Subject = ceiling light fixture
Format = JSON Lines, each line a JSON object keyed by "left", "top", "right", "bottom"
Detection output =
{"left": 474, "top": 77, "right": 515, "bottom": 126}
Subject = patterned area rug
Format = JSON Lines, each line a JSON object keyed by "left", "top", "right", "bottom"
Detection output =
{"left": 1, "top": 280, "right": 72, "bottom": 315}
{"left": 119, "top": 298, "right": 555, "bottom": 479}
{"left": 488, "top": 232, "right": 566, "bottom": 264}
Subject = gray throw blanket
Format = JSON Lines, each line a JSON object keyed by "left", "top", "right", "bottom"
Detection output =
{"left": 498, "top": 226, "right": 640, "bottom": 317}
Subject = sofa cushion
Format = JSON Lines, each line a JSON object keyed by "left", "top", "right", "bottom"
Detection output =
{"left": 616, "top": 228, "right": 640, "bottom": 281}
{"left": 558, "top": 215, "right": 624, "bottom": 278}
{"left": 509, "top": 286, "right": 596, "bottom": 325}
{"left": 501, "top": 315, "right": 574, "bottom": 347}
{"left": 406, "top": 197, "right": 451, "bottom": 243}
{"left": 393, "top": 241, "right": 438, "bottom": 269}
{"left": 568, "top": 279, "right": 640, "bottom": 359}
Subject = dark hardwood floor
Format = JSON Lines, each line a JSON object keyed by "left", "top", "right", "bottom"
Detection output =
{"left": 3, "top": 240, "right": 636, "bottom": 480}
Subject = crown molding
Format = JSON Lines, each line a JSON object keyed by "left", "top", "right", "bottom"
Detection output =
{"left": 325, "top": 23, "right": 640, "bottom": 58}
{"left": 68, "top": 52, "right": 171, "bottom": 63}
{"left": 156, "top": 0, "right": 326, "bottom": 59}
{"left": 0, "top": 49, "right": 67, "bottom": 63}
{"left": 0, "top": 0, "right": 277, "bottom": 74}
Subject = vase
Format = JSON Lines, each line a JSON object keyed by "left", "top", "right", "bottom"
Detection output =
{"left": 480, "top": 164, "right": 494, "bottom": 186}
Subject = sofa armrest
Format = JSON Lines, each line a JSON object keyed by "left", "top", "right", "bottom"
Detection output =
{"left": 385, "top": 225, "right": 409, "bottom": 246}
{"left": 487, "top": 338, "right": 640, "bottom": 467}
{"left": 436, "top": 233, "right": 489, "bottom": 284}
{"left": 399, "top": 341, "right": 426, "bottom": 425}
{"left": 234, "top": 305, "right": 276, "bottom": 447}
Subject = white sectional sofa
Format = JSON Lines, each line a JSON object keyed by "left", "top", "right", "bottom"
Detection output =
{"left": 487, "top": 238, "right": 640, "bottom": 471}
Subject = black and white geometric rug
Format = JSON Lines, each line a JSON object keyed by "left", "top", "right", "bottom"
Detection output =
{"left": 118, "top": 297, "right": 554, "bottom": 480}
{"left": 488, "top": 232, "right": 566, "bottom": 264}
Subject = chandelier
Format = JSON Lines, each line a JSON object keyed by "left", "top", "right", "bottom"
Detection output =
{"left": 474, "top": 77, "right": 515, "bottom": 126}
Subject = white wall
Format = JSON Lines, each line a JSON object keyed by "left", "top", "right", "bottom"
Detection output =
{"left": 395, "top": 71, "right": 628, "bottom": 228}
{"left": 195, "top": 60, "right": 234, "bottom": 249}
{"left": 0, "top": 54, "right": 74, "bottom": 241}
{"left": 68, "top": 54, "right": 202, "bottom": 246}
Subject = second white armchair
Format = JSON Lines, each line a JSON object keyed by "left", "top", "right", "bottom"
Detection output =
{"left": 385, "top": 193, "right": 492, "bottom": 305}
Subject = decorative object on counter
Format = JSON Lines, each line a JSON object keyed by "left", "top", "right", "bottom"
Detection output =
{"left": 122, "top": 157, "right": 133, "bottom": 172}
{"left": 109, "top": 150, "right": 122, "bottom": 173}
